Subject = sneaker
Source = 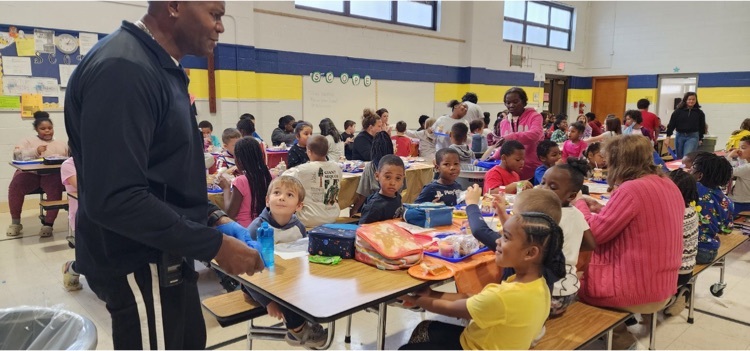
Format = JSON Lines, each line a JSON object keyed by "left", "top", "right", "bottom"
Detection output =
{"left": 39, "top": 225, "right": 53, "bottom": 238}
{"left": 6, "top": 224, "right": 22, "bottom": 237}
{"left": 62, "top": 261, "right": 82, "bottom": 292}
{"left": 285, "top": 322, "right": 328, "bottom": 348}
{"left": 665, "top": 287, "right": 688, "bottom": 316}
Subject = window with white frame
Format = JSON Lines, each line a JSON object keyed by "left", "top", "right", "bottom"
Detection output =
{"left": 503, "top": 1, "right": 574, "bottom": 50}
{"left": 294, "top": 1, "right": 439, "bottom": 30}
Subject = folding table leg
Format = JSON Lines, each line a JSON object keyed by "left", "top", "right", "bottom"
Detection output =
{"left": 376, "top": 303, "right": 387, "bottom": 350}
{"left": 606, "top": 329, "right": 613, "bottom": 350}
{"left": 345, "top": 314, "right": 353, "bottom": 344}
{"left": 649, "top": 312, "right": 657, "bottom": 350}
{"left": 687, "top": 278, "right": 696, "bottom": 324}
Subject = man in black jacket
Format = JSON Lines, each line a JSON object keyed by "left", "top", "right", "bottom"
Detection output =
{"left": 64, "top": 2, "right": 264, "bottom": 349}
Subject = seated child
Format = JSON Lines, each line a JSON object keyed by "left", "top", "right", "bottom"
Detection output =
{"left": 682, "top": 151, "right": 699, "bottom": 170}
{"left": 725, "top": 118, "right": 750, "bottom": 151}
{"left": 538, "top": 158, "right": 596, "bottom": 316}
{"left": 352, "top": 133, "right": 404, "bottom": 216}
{"left": 585, "top": 142, "right": 606, "bottom": 172}
{"left": 449, "top": 123, "right": 475, "bottom": 164}
{"left": 415, "top": 149, "right": 462, "bottom": 206}
{"left": 283, "top": 135, "right": 342, "bottom": 227}
{"left": 61, "top": 157, "right": 82, "bottom": 292}
{"left": 398, "top": 185, "right": 565, "bottom": 350}
{"left": 392, "top": 121, "right": 413, "bottom": 157}
{"left": 691, "top": 152, "right": 734, "bottom": 264}
{"left": 550, "top": 116, "right": 569, "bottom": 143}
{"left": 218, "top": 137, "right": 272, "bottom": 227}
{"left": 470, "top": 119, "right": 488, "bottom": 154}
{"left": 287, "top": 121, "right": 313, "bottom": 169}
{"left": 484, "top": 140, "right": 531, "bottom": 194}
{"left": 726, "top": 136, "right": 750, "bottom": 216}
{"left": 406, "top": 117, "right": 437, "bottom": 164}
{"left": 217, "top": 128, "right": 241, "bottom": 173}
{"left": 199, "top": 120, "right": 221, "bottom": 151}
{"left": 533, "top": 140, "right": 561, "bottom": 186}
{"left": 243, "top": 176, "right": 325, "bottom": 347}
{"left": 663, "top": 169, "right": 699, "bottom": 316}
{"left": 359, "top": 155, "right": 406, "bottom": 224}
{"left": 561, "top": 122, "right": 588, "bottom": 160}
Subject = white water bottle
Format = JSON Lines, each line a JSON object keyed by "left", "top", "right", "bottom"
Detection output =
{"left": 278, "top": 161, "right": 287, "bottom": 173}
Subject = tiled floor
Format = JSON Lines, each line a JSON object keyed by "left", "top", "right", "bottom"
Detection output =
{"left": 2, "top": 207, "right": 750, "bottom": 350}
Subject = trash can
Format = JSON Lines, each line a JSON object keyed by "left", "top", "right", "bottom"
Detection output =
{"left": 699, "top": 135, "right": 717, "bottom": 153}
{"left": 0, "top": 306, "right": 97, "bottom": 350}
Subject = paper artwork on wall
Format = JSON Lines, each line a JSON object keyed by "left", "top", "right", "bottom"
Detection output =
{"left": 0, "top": 32, "right": 14, "bottom": 50}
{"left": 14, "top": 36, "right": 36, "bottom": 56}
{"left": 3, "top": 76, "right": 59, "bottom": 96}
{"left": 58, "top": 64, "right": 76, "bottom": 87}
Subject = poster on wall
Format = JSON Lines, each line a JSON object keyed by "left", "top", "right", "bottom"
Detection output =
{"left": 0, "top": 32, "right": 13, "bottom": 50}
{"left": 58, "top": 64, "right": 76, "bottom": 87}
{"left": 2, "top": 76, "right": 59, "bottom": 96}
{"left": 78, "top": 32, "right": 98, "bottom": 55}
{"left": 34, "top": 29, "right": 55, "bottom": 54}
{"left": 1, "top": 56, "right": 32, "bottom": 76}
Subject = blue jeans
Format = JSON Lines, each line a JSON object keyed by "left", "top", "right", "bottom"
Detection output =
{"left": 675, "top": 132, "right": 699, "bottom": 159}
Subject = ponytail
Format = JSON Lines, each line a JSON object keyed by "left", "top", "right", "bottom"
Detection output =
{"left": 519, "top": 212, "right": 566, "bottom": 283}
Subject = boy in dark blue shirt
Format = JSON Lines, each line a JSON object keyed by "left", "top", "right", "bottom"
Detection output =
{"left": 533, "top": 140, "right": 561, "bottom": 186}
{"left": 359, "top": 155, "right": 406, "bottom": 224}
{"left": 415, "top": 148, "right": 463, "bottom": 206}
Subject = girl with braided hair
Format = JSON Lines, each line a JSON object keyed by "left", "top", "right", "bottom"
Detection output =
{"left": 398, "top": 186, "right": 565, "bottom": 350}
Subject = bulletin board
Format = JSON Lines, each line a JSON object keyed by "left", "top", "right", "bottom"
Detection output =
{"left": 0, "top": 23, "right": 106, "bottom": 112}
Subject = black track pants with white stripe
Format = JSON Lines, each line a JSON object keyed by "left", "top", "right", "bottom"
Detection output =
{"left": 87, "top": 262, "right": 206, "bottom": 350}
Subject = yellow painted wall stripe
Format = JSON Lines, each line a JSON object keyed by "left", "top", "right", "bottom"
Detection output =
{"left": 698, "top": 87, "right": 750, "bottom": 104}
{"left": 568, "top": 89, "right": 592, "bottom": 103}
{"left": 186, "top": 69, "right": 302, "bottom": 100}
{"left": 626, "top": 88, "right": 658, "bottom": 104}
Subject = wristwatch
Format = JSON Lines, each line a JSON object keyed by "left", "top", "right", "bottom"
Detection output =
{"left": 208, "top": 209, "right": 228, "bottom": 227}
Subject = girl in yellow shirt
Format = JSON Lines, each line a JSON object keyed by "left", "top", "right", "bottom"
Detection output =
{"left": 399, "top": 186, "right": 566, "bottom": 350}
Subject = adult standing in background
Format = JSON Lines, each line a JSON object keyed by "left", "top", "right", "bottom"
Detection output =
{"left": 497, "top": 87, "right": 544, "bottom": 180}
{"left": 433, "top": 100, "right": 469, "bottom": 150}
{"left": 667, "top": 92, "right": 706, "bottom": 158}
{"left": 586, "top": 112, "right": 602, "bottom": 137}
{"left": 64, "top": 2, "right": 264, "bottom": 349}
{"left": 272, "top": 115, "right": 297, "bottom": 146}
{"left": 462, "top": 92, "right": 484, "bottom": 122}
{"left": 352, "top": 108, "right": 382, "bottom": 161}
{"left": 637, "top": 99, "right": 660, "bottom": 141}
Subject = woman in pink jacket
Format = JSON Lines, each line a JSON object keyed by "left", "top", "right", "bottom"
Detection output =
{"left": 575, "top": 135, "right": 683, "bottom": 346}
{"left": 494, "top": 87, "right": 544, "bottom": 180}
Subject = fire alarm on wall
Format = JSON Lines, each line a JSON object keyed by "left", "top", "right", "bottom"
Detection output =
{"left": 557, "top": 62, "right": 566, "bottom": 71}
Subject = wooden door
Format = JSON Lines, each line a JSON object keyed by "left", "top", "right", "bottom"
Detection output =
{"left": 592, "top": 76, "right": 628, "bottom": 122}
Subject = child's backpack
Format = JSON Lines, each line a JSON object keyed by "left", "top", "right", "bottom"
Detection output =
{"left": 355, "top": 222, "right": 423, "bottom": 270}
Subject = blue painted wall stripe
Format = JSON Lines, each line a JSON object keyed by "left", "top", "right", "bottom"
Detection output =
{"left": 570, "top": 76, "right": 592, "bottom": 89}
{"left": 628, "top": 75, "right": 658, "bottom": 89}
{"left": 699, "top": 72, "right": 750, "bottom": 88}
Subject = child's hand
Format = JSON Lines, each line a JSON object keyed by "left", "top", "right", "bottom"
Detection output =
{"left": 218, "top": 174, "right": 231, "bottom": 190}
{"left": 465, "top": 184, "right": 483, "bottom": 205}
{"left": 37, "top": 145, "right": 47, "bottom": 155}
{"left": 491, "top": 194, "right": 507, "bottom": 215}
{"left": 399, "top": 294, "right": 417, "bottom": 305}
{"left": 581, "top": 196, "right": 603, "bottom": 213}
{"left": 728, "top": 149, "right": 740, "bottom": 159}
{"left": 520, "top": 180, "right": 533, "bottom": 190}
{"left": 226, "top": 166, "right": 238, "bottom": 175}
{"left": 266, "top": 301, "right": 284, "bottom": 320}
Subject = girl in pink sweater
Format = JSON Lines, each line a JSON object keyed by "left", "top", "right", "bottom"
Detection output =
{"left": 575, "top": 135, "right": 683, "bottom": 312}
{"left": 7, "top": 112, "right": 69, "bottom": 237}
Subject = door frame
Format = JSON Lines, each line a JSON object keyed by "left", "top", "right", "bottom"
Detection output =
{"left": 545, "top": 74, "right": 569, "bottom": 116}
{"left": 656, "top": 73, "right": 699, "bottom": 116}
{"left": 592, "top": 75, "right": 628, "bottom": 121}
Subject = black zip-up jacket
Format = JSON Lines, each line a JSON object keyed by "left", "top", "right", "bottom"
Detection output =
{"left": 351, "top": 131, "right": 374, "bottom": 161}
{"left": 64, "top": 21, "right": 223, "bottom": 277}
{"left": 666, "top": 107, "right": 706, "bottom": 141}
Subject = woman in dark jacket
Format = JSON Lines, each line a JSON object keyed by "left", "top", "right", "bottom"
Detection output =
{"left": 666, "top": 92, "right": 706, "bottom": 158}
{"left": 351, "top": 108, "right": 382, "bottom": 161}
{"left": 271, "top": 115, "right": 296, "bottom": 146}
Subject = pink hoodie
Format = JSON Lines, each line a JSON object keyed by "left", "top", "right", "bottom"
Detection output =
{"left": 493, "top": 108, "right": 543, "bottom": 180}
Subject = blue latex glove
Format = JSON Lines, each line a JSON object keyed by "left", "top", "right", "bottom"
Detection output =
{"left": 216, "top": 221, "right": 262, "bottom": 251}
